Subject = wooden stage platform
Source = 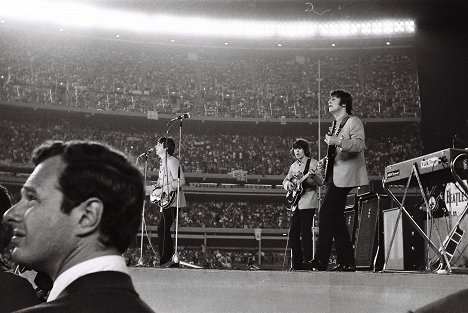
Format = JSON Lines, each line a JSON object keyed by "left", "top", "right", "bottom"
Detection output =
{"left": 129, "top": 267, "right": 468, "bottom": 313}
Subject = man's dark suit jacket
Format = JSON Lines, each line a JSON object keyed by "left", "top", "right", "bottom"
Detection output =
{"left": 12, "top": 271, "right": 155, "bottom": 313}
{"left": 409, "top": 288, "right": 468, "bottom": 313}
{"left": 0, "top": 271, "right": 40, "bottom": 313}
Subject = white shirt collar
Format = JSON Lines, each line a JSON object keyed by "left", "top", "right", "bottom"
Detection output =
{"left": 47, "top": 255, "right": 128, "bottom": 302}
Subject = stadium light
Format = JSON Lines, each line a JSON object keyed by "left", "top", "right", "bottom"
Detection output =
{"left": 0, "top": 0, "right": 416, "bottom": 39}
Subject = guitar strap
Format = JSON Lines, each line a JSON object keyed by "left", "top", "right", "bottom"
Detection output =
{"left": 328, "top": 116, "right": 351, "bottom": 158}
{"left": 304, "top": 158, "right": 312, "bottom": 177}
{"left": 335, "top": 115, "right": 351, "bottom": 136}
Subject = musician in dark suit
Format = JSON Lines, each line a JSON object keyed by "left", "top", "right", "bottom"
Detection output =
{"left": 283, "top": 139, "right": 323, "bottom": 270}
{"left": 0, "top": 184, "right": 40, "bottom": 312}
{"left": 3, "top": 140, "right": 154, "bottom": 312}
{"left": 152, "top": 137, "right": 186, "bottom": 268}
{"left": 310, "top": 90, "right": 368, "bottom": 271}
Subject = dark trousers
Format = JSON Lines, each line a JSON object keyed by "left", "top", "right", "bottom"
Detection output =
{"left": 289, "top": 208, "right": 316, "bottom": 269}
{"left": 158, "top": 207, "right": 176, "bottom": 265}
{"left": 315, "top": 182, "right": 355, "bottom": 266}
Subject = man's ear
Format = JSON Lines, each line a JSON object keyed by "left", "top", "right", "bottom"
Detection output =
{"left": 74, "top": 198, "right": 103, "bottom": 236}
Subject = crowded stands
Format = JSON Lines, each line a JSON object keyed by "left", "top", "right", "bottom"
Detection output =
{"left": 0, "top": 29, "right": 420, "bottom": 119}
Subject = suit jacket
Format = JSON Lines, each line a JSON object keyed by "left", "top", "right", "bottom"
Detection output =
{"left": 12, "top": 271, "right": 154, "bottom": 313}
{"left": 0, "top": 270, "right": 40, "bottom": 313}
{"left": 409, "top": 289, "right": 468, "bottom": 313}
{"left": 332, "top": 115, "right": 369, "bottom": 188}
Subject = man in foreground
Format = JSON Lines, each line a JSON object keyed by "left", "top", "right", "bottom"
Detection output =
{"left": 4, "top": 140, "right": 154, "bottom": 312}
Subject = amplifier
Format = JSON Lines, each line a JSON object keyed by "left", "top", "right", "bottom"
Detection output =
{"left": 383, "top": 206, "right": 425, "bottom": 271}
{"left": 355, "top": 194, "right": 390, "bottom": 270}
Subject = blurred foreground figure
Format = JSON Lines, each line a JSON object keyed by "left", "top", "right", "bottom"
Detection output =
{"left": 409, "top": 289, "right": 468, "bottom": 313}
{"left": 0, "top": 184, "right": 40, "bottom": 312}
{"left": 4, "top": 140, "right": 154, "bottom": 313}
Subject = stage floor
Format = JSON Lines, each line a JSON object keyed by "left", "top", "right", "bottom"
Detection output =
{"left": 129, "top": 267, "right": 468, "bottom": 313}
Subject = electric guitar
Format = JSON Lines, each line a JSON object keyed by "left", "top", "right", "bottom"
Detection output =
{"left": 286, "top": 168, "right": 316, "bottom": 209}
{"left": 429, "top": 225, "right": 465, "bottom": 273}
{"left": 146, "top": 184, "right": 177, "bottom": 211}
{"left": 320, "top": 116, "right": 350, "bottom": 181}
{"left": 322, "top": 136, "right": 337, "bottom": 182}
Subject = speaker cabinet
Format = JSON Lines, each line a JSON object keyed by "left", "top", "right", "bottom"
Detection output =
{"left": 355, "top": 194, "right": 390, "bottom": 270}
{"left": 383, "top": 206, "right": 425, "bottom": 271}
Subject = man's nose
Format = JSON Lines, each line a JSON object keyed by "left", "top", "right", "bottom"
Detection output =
{"left": 3, "top": 201, "right": 24, "bottom": 225}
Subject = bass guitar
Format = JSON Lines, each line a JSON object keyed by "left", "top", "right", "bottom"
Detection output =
{"left": 146, "top": 184, "right": 177, "bottom": 211}
{"left": 150, "top": 187, "right": 176, "bottom": 211}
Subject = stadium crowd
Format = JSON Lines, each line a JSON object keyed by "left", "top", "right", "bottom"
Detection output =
{"left": 123, "top": 245, "right": 288, "bottom": 269}
{"left": 0, "top": 29, "right": 420, "bottom": 119}
{"left": 144, "top": 200, "right": 290, "bottom": 229}
{"left": 0, "top": 116, "right": 422, "bottom": 177}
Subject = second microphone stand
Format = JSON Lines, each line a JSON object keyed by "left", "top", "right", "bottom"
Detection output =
{"left": 166, "top": 119, "right": 202, "bottom": 269}
{"left": 136, "top": 151, "right": 150, "bottom": 266}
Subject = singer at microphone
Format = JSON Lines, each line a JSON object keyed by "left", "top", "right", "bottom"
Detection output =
{"left": 169, "top": 113, "right": 190, "bottom": 122}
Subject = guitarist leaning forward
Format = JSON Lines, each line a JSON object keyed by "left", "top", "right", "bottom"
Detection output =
{"left": 150, "top": 137, "right": 187, "bottom": 268}
{"left": 282, "top": 138, "right": 323, "bottom": 271}
{"left": 308, "top": 90, "right": 368, "bottom": 272}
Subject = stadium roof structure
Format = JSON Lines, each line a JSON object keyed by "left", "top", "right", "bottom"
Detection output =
{"left": 0, "top": 0, "right": 464, "bottom": 50}
{"left": 0, "top": 0, "right": 433, "bottom": 49}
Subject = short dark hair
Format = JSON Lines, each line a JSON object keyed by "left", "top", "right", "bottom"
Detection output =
{"left": 158, "top": 137, "right": 176, "bottom": 156}
{"left": 331, "top": 90, "right": 353, "bottom": 114}
{"left": 0, "top": 184, "right": 13, "bottom": 251}
{"left": 32, "top": 140, "right": 144, "bottom": 253}
{"left": 292, "top": 138, "right": 311, "bottom": 157}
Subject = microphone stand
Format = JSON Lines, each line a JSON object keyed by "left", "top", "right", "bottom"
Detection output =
{"left": 166, "top": 118, "right": 202, "bottom": 269}
{"left": 136, "top": 151, "right": 150, "bottom": 266}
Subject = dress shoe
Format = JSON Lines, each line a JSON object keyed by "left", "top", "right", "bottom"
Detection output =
{"left": 330, "top": 264, "right": 356, "bottom": 272}
{"left": 303, "top": 259, "right": 327, "bottom": 271}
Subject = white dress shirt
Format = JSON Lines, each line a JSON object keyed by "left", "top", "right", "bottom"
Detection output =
{"left": 47, "top": 255, "right": 128, "bottom": 302}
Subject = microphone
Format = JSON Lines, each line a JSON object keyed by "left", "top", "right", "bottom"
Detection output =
{"left": 138, "top": 147, "right": 154, "bottom": 158}
{"left": 169, "top": 113, "right": 190, "bottom": 122}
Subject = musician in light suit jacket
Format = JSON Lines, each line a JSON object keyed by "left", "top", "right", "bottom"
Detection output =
{"left": 309, "top": 90, "right": 368, "bottom": 272}
{"left": 283, "top": 139, "right": 323, "bottom": 271}
{"left": 152, "top": 137, "right": 186, "bottom": 268}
